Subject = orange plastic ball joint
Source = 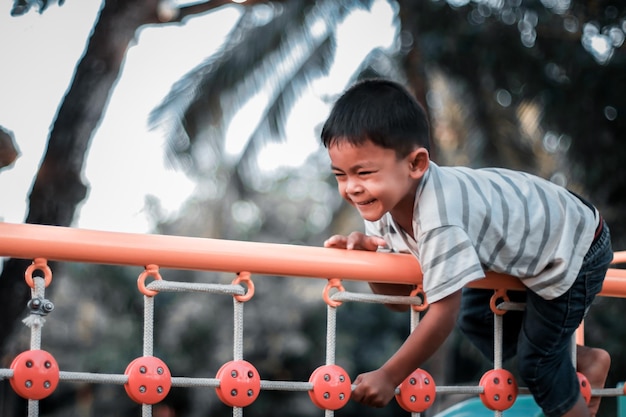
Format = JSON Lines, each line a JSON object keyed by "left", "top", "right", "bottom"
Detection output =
{"left": 479, "top": 369, "right": 518, "bottom": 411}
{"left": 395, "top": 368, "right": 437, "bottom": 413}
{"left": 215, "top": 360, "right": 261, "bottom": 408}
{"left": 577, "top": 372, "right": 592, "bottom": 405}
{"left": 10, "top": 350, "right": 60, "bottom": 400}
{"left": 124, "top": 356, "right": 172, "bottom": 404}
{"left": 308, "top": 364, "right": 351, "bottom": 410}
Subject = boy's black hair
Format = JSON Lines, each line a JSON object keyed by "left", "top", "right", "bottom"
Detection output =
{"left": 320, "top": 78, "right": 430, "bottom": 156}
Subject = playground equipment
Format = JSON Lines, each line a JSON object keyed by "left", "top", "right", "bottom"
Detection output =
{"left": 0, "top": 221, "right": 625, "bottom": 416}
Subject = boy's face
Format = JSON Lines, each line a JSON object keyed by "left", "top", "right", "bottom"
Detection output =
{"left": 328, "top": 138, "right": 427, "bottom": 223}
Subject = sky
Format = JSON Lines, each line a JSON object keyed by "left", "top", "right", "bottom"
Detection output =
{"left": 0, "top": 0, "right": 395, "bottom": 234}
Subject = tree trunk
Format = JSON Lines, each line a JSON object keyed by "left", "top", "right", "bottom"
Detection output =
{"left": 0, "top": 0, "right": 160, "bottom": 358}
{"left": 0, "top": 0, "right": 239, "bottom": 358}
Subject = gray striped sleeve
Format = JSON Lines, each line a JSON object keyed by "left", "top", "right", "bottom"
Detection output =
{"left": 525, "top": 184, "right": 551, "bottom": 275}
{"left": 485, "top": 180, "right": 509, "bottom": 267}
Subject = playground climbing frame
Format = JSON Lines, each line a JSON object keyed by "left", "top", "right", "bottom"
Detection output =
{"left": 0, "top": 222, "right": 625, "bottom": 417}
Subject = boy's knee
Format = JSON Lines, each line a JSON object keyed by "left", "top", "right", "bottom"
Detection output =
{"left": 517, "top": 341, "right": 580, "bottom": 416}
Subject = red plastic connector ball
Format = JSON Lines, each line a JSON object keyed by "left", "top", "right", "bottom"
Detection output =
{"left": 10, "top": 350, "right": 59, "bottom": 400}
{"left": 395, "top": 368, "right": 437, "bottom": 413}
{"left": 215, "top": 360, "right": 261, "bottom": 407}
{"left": 577, "top": 372, "right": 592, "bottom": 405}
{"left": 308, "top": 364, "right": 351, "bottom": 410}
{"left": 124, "top": 356, "right": 171, "bottom": 404}
{"left": 479, "top": 369, "right": 518, "bottom": 411}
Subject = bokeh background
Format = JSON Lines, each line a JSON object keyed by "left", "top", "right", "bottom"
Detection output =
{"left": 1, "top": 0, "right": 625, "bottom": 416}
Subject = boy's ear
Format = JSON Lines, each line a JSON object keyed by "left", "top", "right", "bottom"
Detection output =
{"left": 408, "top": 148, "right": 429, "bottom": 179}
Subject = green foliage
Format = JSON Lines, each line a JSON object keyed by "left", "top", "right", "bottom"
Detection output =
{"left": 149, "top": 0, "right": 375, "bottom": 181}
{"left": 10, "top": 0, "right": 64, "bottom": 16}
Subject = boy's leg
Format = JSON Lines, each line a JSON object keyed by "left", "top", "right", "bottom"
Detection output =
{"left": 577, "top": 345, "right": 611, "bottom": 417}
{"left": 517, "top": 289, "right": 584, "bottom": 416}
{"left": 561, "top": 396, "right": 591, "bottom": 417}
{"left": 518, "top": 223, "right": 612, "bottom": 417}
{"left": 576, "top": 222, "right": 613, "bottom": 416}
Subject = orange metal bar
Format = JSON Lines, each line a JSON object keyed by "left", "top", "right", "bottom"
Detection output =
{"left": 0, "top": 222, "right": 625, "bottom": 298}
{"left": 612, "top": 250, "right": 626, "bottom": 265}
{"left": 0, "top": 222, "right": 420, "bottom": 283}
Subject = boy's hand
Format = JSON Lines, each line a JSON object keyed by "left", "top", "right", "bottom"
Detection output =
{"left": 351, "top": 368, "right": 397, "bottom": 407}
{"left": 323, "top": 232, "right": 387, "bottom": 251}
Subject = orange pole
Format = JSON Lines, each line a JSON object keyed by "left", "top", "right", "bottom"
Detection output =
{"left": 612, "top": 251, "right": 626, "bottom": 265}
{"left": 0, "top": 222, "right": 624, "bottom": 298}
{"left": 0, "top": 222, "right": 420, "bottom": 283}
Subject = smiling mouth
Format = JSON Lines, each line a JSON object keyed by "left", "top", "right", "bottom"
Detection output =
{"left": 355, "top": 199, "right": 376, "bottom": 206}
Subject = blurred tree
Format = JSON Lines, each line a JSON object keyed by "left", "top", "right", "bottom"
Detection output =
{"left": 0, "top": 0, "right": 292, "bottom": 355}
{"left": 0, "top": 126, "right": 19, "bottom": 171}
{"left": 395, "top": 1, "right": 625, "bottom": 240}
{"left": 0, "top": 0, "right": 301, "bottom": 415}
{"left": 149, "top": 0, "right": 377, "bottom": 242}
{"left": 152, "top": 0, "right": 625, "bottom": 239}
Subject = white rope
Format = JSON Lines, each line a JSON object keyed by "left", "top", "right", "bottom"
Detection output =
{"left": 493, "top": 313, "right": 503, "bottom": 370}
{"left": 325, "top": 305, "right": 337, "bottom": 365}
{"left": 437, "top": 385, "right": 484, "bottom": 394}
{"left": 169, "top": 377, "right": 316, "bottom": 391}
{"left": 410, "top": 307, "right": 420, "bottom": 332}
{"left": 170, "top": 377, "right": 220, "bottom": 388}
{"left": 493, "top": 312, "right": 504, "bottom": 417}
{"left": 233, "top": 299, "right": 244, "bottom": 361}
{"left": 592, "top": 387, "right": 626, "bottom": 397}
{"left": 496, "top": 301, "right": 525, "bottom": 311}
{"left": 28, "top": 400, "right": 38, "bottom": 417}
{"left": 147, "top": 280, "right": 245, "bottom": 296}
{"left": 323, "top": 302, "right": 339, "bottom": 417}
{"left": 23, "top": 276, "right": 47, "bottom": 351}
{"left": 59, "top": 371, "right": 128, "bottom": 384}
{"left": 409, "top": 308, "right": 421, "bottom": 417}
{"left": 143, "top": 295, "right": 154, "bottom": 357}
{"left": 24, "top": 277, "right": 47, "bottom": 417}
{"left": 231, "top": 294, "right": 245, "bottom": 417}
{"left": 331, "top": 291, "right": 423, "bottom": 306}
{"left": 260, "top": 380, "right": 313, "bottom": 391}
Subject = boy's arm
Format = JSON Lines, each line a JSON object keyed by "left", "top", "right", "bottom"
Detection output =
{"left": 351, "top": 289, "right": 462, "bottom": 407}
{"left": 324, "top": 232, "right": 415, "bottom": 311}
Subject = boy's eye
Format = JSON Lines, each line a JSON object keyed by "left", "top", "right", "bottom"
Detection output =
{"left": 333, "top": 172, "right": 345, "bottom": 178}
{"left": 358, "top": 171, "right": 374, "bottom": 176}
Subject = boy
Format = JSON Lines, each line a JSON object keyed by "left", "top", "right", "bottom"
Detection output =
{"left": 321, "top": 78, "right": 613, "bottom": 417}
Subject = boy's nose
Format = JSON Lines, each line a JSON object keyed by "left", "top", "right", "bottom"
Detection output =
{"left": 345, "top": 178, "right": 362, "bottom": 195}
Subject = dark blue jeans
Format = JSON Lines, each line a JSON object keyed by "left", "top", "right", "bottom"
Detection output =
{"left": 457, "top": 221, "right": 613, "bottom": 416}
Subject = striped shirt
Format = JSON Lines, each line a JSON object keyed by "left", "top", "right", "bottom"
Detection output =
{"left": 365, "top": 162, "right": 598, "bottom": 303}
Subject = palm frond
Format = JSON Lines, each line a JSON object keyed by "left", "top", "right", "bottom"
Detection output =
{"left": 149, "top": 1, "right": 312, "bottom": 160}
{"left": 150, "top": 0, "right": 378, "bottom": 175}
{"left": 11, "top": 0, "right": 64, "bottom": 16}
{"left": 350, "top": 47, "right": 404, "bottom": 85}
{"left": 235, "top": 35, "right": 336, "bottom": 183}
